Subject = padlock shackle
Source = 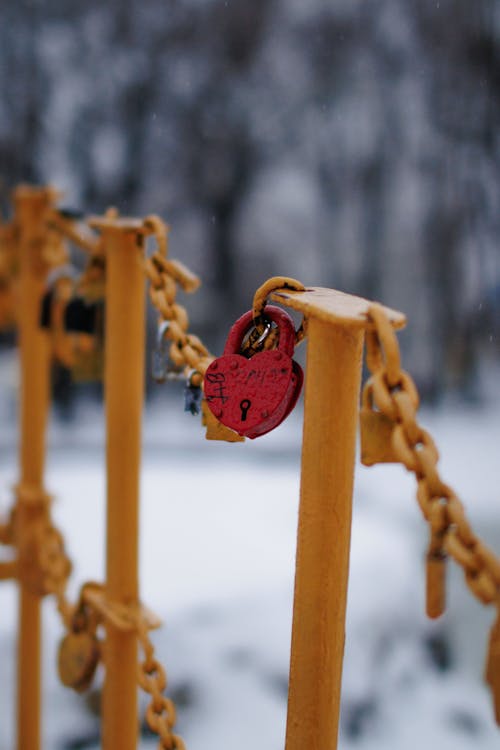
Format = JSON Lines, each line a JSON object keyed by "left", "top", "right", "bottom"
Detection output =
{"left": 223, "top": 305, "right": 295, "bottom": 357}
{"left": 156, "top": 319, "right": 170, "bottom": 347}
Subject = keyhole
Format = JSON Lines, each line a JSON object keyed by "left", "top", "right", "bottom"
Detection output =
{"left": 240, "top": 399, "right": 251, "bottom": 421}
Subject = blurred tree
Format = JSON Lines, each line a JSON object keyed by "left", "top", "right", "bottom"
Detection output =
{"left": 0, "top": 0, "right": 498, "bottom": 399}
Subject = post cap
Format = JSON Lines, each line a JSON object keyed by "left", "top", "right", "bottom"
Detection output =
{"left": 271, "top": 287, "right": 406, "bottom": 329}
{"left": 88, "top": 216, "right": 146, "bottom": 234}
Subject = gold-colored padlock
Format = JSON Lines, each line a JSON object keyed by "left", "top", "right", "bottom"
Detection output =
{"left": 40, "top": 265, "right": 79, "bottom": 367}
{"left": 57, "top": 630, "right": 100, "bottom": 693}
{"left": 359, "top": 380, "right": 398, "bottom": 466}
{"left": 71, "top": 333, "right": 104, "bottom": 382}
{"left": 64, "top": 298, "right": 105, "bottom": 382}
{"left": 64, "top": 254, "right": 106, "bottom": 382}
{"left": 79, "top": 254, "right": 106, "bottom": 303}
{"left": 201, "top": 399, "right": 244, "bottom": 443}
{"left": 41, "top": 226, "right": 68, "bottom": 269}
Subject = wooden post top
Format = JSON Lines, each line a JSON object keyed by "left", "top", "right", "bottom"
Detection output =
{"left": 88, "top": 216, "right": 145, "bottom": 234}
{"left": 12, "top": 184, "right": 61, "bottom": 213}
{"left": 271, "top": 287, "right": 406, "bottom": 330}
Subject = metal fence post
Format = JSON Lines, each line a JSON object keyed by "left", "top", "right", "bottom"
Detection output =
{"left": 13, "top": 185, "right": 57, "bottom": 750}
{"left": 271, "top": 288, "right": 405, "bottom": 750}
{"left": 90, "top": 217, "right": 146, "bottom": 750}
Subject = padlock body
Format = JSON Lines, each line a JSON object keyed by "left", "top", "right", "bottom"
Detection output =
{"left": 204, "top": 304, "right": 303, "bottom": 438}
{"left": 204, "top": 350, "right": 293, "bottom": 436}
{"left": 360, "top": 408, "right": 399, "bottom": 465}
{"left": 64, "top": 296, "right": 104, "bottom": 382}
{"left": 246, "top": 358, "right": 304, "bottom": 439}
{"left": 57, "top": 631, "right": 99, "bottom": 693}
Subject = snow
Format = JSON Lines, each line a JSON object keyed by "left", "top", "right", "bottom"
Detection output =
{"left": 0, "top": 376, "right": 499, "bottom": 748}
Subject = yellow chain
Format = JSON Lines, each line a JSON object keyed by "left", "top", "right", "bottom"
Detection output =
{"left": 363, "top": 303, "right": 500, "bottom": 603}
{"left": 362, "top": 302, "right": 500, "bottom": 722}
{"left": 251, "top": 275, "right": 308, "bottom": 347}
{"left": 1, "top": 205, "right": 184, "bottom": 741}
{"left": 142, "top": 216, "right": 212, "bottom": 386}
{"left": 11, "top": 485, "right": 74, "bottom": 623}
{"left": 137, "top": 622, "right": 186, "bottom": 750}
{"left": 143, "top": 224, "right": 308, "bottom": 383}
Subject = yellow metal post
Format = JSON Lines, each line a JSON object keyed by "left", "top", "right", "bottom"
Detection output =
{"left": 271, "top": 288, "right": 405, "bottom": 750}
{"left": 90, "top": 217, "right": 146, "bottom": 749}
{"left": 13, "top": 185, "right": 57, "bottom": 750}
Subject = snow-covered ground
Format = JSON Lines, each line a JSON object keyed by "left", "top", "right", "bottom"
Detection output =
{"left": 0, "top": 354, "right": 499, "bottom": 749}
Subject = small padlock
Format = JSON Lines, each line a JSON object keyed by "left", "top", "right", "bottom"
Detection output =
{"left": 64, "top": 296, "right": 104, "bottom": 382}
{"left": 151, "top": 320, "right": 171, "bottom": 383}
{"left": 40, "top": 265, "right": 78, "bottom": 329}
{"left": 359, "top": 379, "right": 399, "bottom": 466}
{"left": 79, "top": 254, "right": 106, "bottom": 303}
{"left": 57, "top": 630, "right": 100, "bottom": 693}
{"left": 40, "top": 265, "right": 78, "bottom": 367}
{"left": 204, "top": 305, "right": 303, "bottom": 439}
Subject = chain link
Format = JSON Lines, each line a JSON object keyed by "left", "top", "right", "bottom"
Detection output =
{"left": 143, "top": 224, "right": 308, "bottom": 383}
{"left": 8, "top": 205, "right": 309, "bottom": 743}
{"left": 363, "top": 302, "right": 500, "bottom": 605}
{"left": 142, "top": 218, "right": 212, "bottom": 386}
{"left": 11, "top": 485, "right": 73, "bottom": 614}
{"left": 2, "top": 205, "right": 186, "bottom": 742}
{"left": 0, "top": 209, "right": 81, "bottom": 630}
{"left": 137, "top": 623, "right": 186, "bottom": 750}
{"left": 362, "top": 302, "right": 500, "bottom": 721}
{"left": 251, "top": 276, "right": 308, "bottom": 347}
{"left": 9, "top": 194, "right": 498, "bottom": 729}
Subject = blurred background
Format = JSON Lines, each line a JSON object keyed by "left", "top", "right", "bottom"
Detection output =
{"left": 0, "top": 0, "right": 499, "bottom": 396}
{"left": 0, "top": 0, "right": 499, "bottom": 748}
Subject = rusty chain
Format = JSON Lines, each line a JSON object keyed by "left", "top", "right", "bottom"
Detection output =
{"left": 59, "top": 581, "right": 186, "bottom": 748}
{"left": 142, "top": 220, "right": 307, "bottom": 447}
{"left": 143, "top": 221, "right": 308, "bottom": 381}
{"left": 142, "top": 215, "right": 210, "bottom": 388}
{"left": 137, "top": 622, "right": 186, "bottom": 750}
{"left": 1, "top": 209, "right": 102, "bottom": 626}
{"left": 6, "top": 194, "right": 499, "bottom": 728}
{"left": 0, "top": 208, "right": 81, "bottom": 631}
{"left": 10, "top": 485, "right": 74, "bottom": 626}
{"left": 362, "top": 302, "right": 500, "bottom": 722}
{"left": 0, "top": 205, "right": 188, "bottom": 744}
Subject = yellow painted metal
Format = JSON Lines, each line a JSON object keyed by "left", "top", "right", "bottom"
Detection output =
{"left": 0, "top": 561, "right": 17, "bottom": 579}
{"left": 91, "top": 218, "right": 146, "bottom": 749}
{"left": 13, "top": 185, "right": 57, "bottom": 750}
{"left": 83, "top": 585, "right": 162, "bottom": 632}
{"left": 359, "top": 409, "right": 399, "bottom": 465}
{"left": 274, "top": 289, "right": 404, "bottom": 750}
{"left": 271, "top": 286, "right": 406, "bottom": 330}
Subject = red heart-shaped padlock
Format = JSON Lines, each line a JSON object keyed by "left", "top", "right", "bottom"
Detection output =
{"left": 204, "top": 306, "right": 303, "bottom": 439}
